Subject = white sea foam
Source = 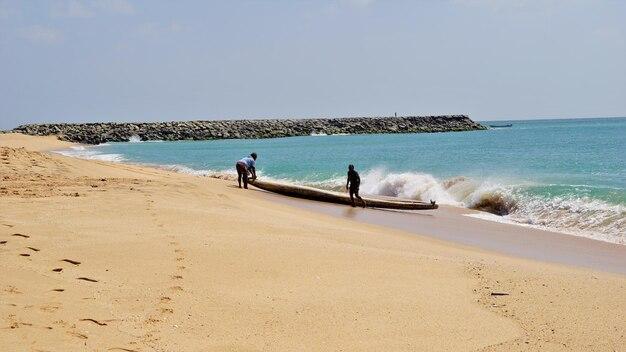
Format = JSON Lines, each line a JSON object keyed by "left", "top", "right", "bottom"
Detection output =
{"left": 159, "top": 164, "right": 235, "bottom": 179}
{"left": 502, "top": 194, "right": 625, "bottom": 244}
{"left": 464, "top": 202, "right": 625, "bottom": 245}
{"left": 360, "top": 169, "right": 463, "bottom": 205}
{"left": 55, "top": 145, "right": 125, "bottom": 162}
{"left": 128, "top": 135, "right": 142, "bottom": 143}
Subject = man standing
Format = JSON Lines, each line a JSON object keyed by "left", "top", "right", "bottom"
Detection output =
{"left": 346, "top": 164, "right": 366, "bottom": 207}
{"left": 236, "top": 152, "right": 257, "bottom": 189}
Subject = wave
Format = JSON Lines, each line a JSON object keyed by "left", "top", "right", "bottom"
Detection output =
{"left": 352, "top": 168, "right": 624, "bottom": 244}
{"left": 502, "top": 194, "right": 625, "bottom": 243}
{"left": 55, "top": 146, "right": 125, "bottom": 162}
{"left": 158, "top": 164, "right": 236, "bottom": 179}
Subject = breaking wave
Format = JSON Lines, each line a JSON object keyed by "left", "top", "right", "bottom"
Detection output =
{"left": 353, "top": 169, "right": 624, "bottom": 244}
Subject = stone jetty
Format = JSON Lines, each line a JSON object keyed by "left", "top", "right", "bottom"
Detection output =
{"left": 12, "top": 115, "right": 486, "bottom": 144}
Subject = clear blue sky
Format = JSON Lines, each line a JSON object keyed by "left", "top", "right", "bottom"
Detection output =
{"left": 1, "top": 0, "right": 625, "bottom": 129}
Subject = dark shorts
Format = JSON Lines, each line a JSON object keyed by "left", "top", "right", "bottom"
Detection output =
{"left": 236, "top": 162, "right": 248, "bottom": 174}
{"left": 349, "top": 184, "right": 360, "bottom": 193}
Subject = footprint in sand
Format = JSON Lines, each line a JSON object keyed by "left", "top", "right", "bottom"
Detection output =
{"left": 67, "top": 331, "right": 88, "bottom": 340}
{"left": 76, "top": 277, "right": 98, "bottom": 283}
{"left": 26, "top": 246, "right": 40, "bottom": 252}
{"left": 170, "top": 286, "right": 183, "bottom": 292}
{"left": 159, "top": 308, "right": 173, "bottom": 314}
{"left": 0, "top": 240, "right": 7, "bottom": 245}
{"left": 80, "top": 318, "right": 107, "bottom": 326}
{"left": 40, "top": 304, "right": 60, "bottom": 313}
{"left": 52, "top": 320, "right": 68, "bottom": 327}
{"left": 52, "top": 268, "right": 63, "bottom": 272}
{"left": 52, "top": 289, "right": 65, "bottom": 292}
{"left": 171, "top": 275, "right": 183, "bottom": 280}
{"left": 145, "top": 316, "right": 161, "bottom": 324}
{"left": 159, "top": 296, "right": 171, "bottom": 303}
{"left": 7, "top": 315, "right": 19, "bottom": 329}
{"left": 19, "top": 253, "right": 30, "bottom": 257}
{"left": 61, "top": 259, "right": 81, "bottom": 265}
{"left": 4, "top": 286, "right": 22, "bottom": 294}
{"left": 11, "top": 233, "right": 29, "bottom": 238}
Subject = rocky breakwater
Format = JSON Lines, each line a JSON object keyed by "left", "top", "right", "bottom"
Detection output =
{"left": 13, "top": 115, "right": 486, "bottom": 144}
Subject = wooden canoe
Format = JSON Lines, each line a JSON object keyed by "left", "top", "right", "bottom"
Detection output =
{"left": 249, "top": 179, "right": 438, "bottom": 210}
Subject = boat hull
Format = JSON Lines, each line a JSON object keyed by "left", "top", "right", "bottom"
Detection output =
{"left": 249, "top": 179, "right": 438, "bottom": 210}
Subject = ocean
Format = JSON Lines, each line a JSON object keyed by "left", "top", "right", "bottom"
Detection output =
{"left": 58, "top": 117, "right": 626, "bottom": 245}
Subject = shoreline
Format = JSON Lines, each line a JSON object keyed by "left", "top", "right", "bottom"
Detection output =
{"left": 47, "top": 132, "right": 625, "bottom": 248}
{"left": 1, "top": 133, "right": 625, "bottom": 351}
{"left": 41, "top": 133, "right": 626, "bottom": 274}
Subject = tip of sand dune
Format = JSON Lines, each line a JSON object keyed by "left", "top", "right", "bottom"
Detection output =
{"left": 0, "top": 133, "right": 75, "bottom": 152}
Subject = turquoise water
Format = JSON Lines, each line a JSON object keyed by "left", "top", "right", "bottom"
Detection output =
{"left": 61, "top": 117, "right": 625, "bottom": 244}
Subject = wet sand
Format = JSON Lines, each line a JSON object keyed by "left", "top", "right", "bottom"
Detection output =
{"left": 259, "top": 192, "right": 626, "bottom": 275}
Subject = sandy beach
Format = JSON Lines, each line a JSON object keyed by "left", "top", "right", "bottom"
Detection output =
{"left": 1, "top": 133, "right": 625, "bottom": 351}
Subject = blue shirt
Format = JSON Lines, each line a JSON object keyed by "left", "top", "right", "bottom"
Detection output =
{"left": 239, "top": 156, "right": 256, "bottom": 169}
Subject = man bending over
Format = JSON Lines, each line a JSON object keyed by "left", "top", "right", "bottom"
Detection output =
{"left": 236, "top": 152, "right": 257, "bottom": 189}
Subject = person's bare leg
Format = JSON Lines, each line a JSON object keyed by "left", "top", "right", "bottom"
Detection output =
{"left": 237, "top": 169, "right": 242, "bottom": 188}
{"left": 349, "top": 189, "right": 356, "bottom": 207}
{"left": 355, "top": 190, "right": 366, "bottom": 208}
{"left": 243, "top": 172, "right": 249, "bottom": 189}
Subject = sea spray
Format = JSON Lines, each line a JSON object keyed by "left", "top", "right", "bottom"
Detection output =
{"left": 359, "top": 169, "right": 462, "bottom": 205}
